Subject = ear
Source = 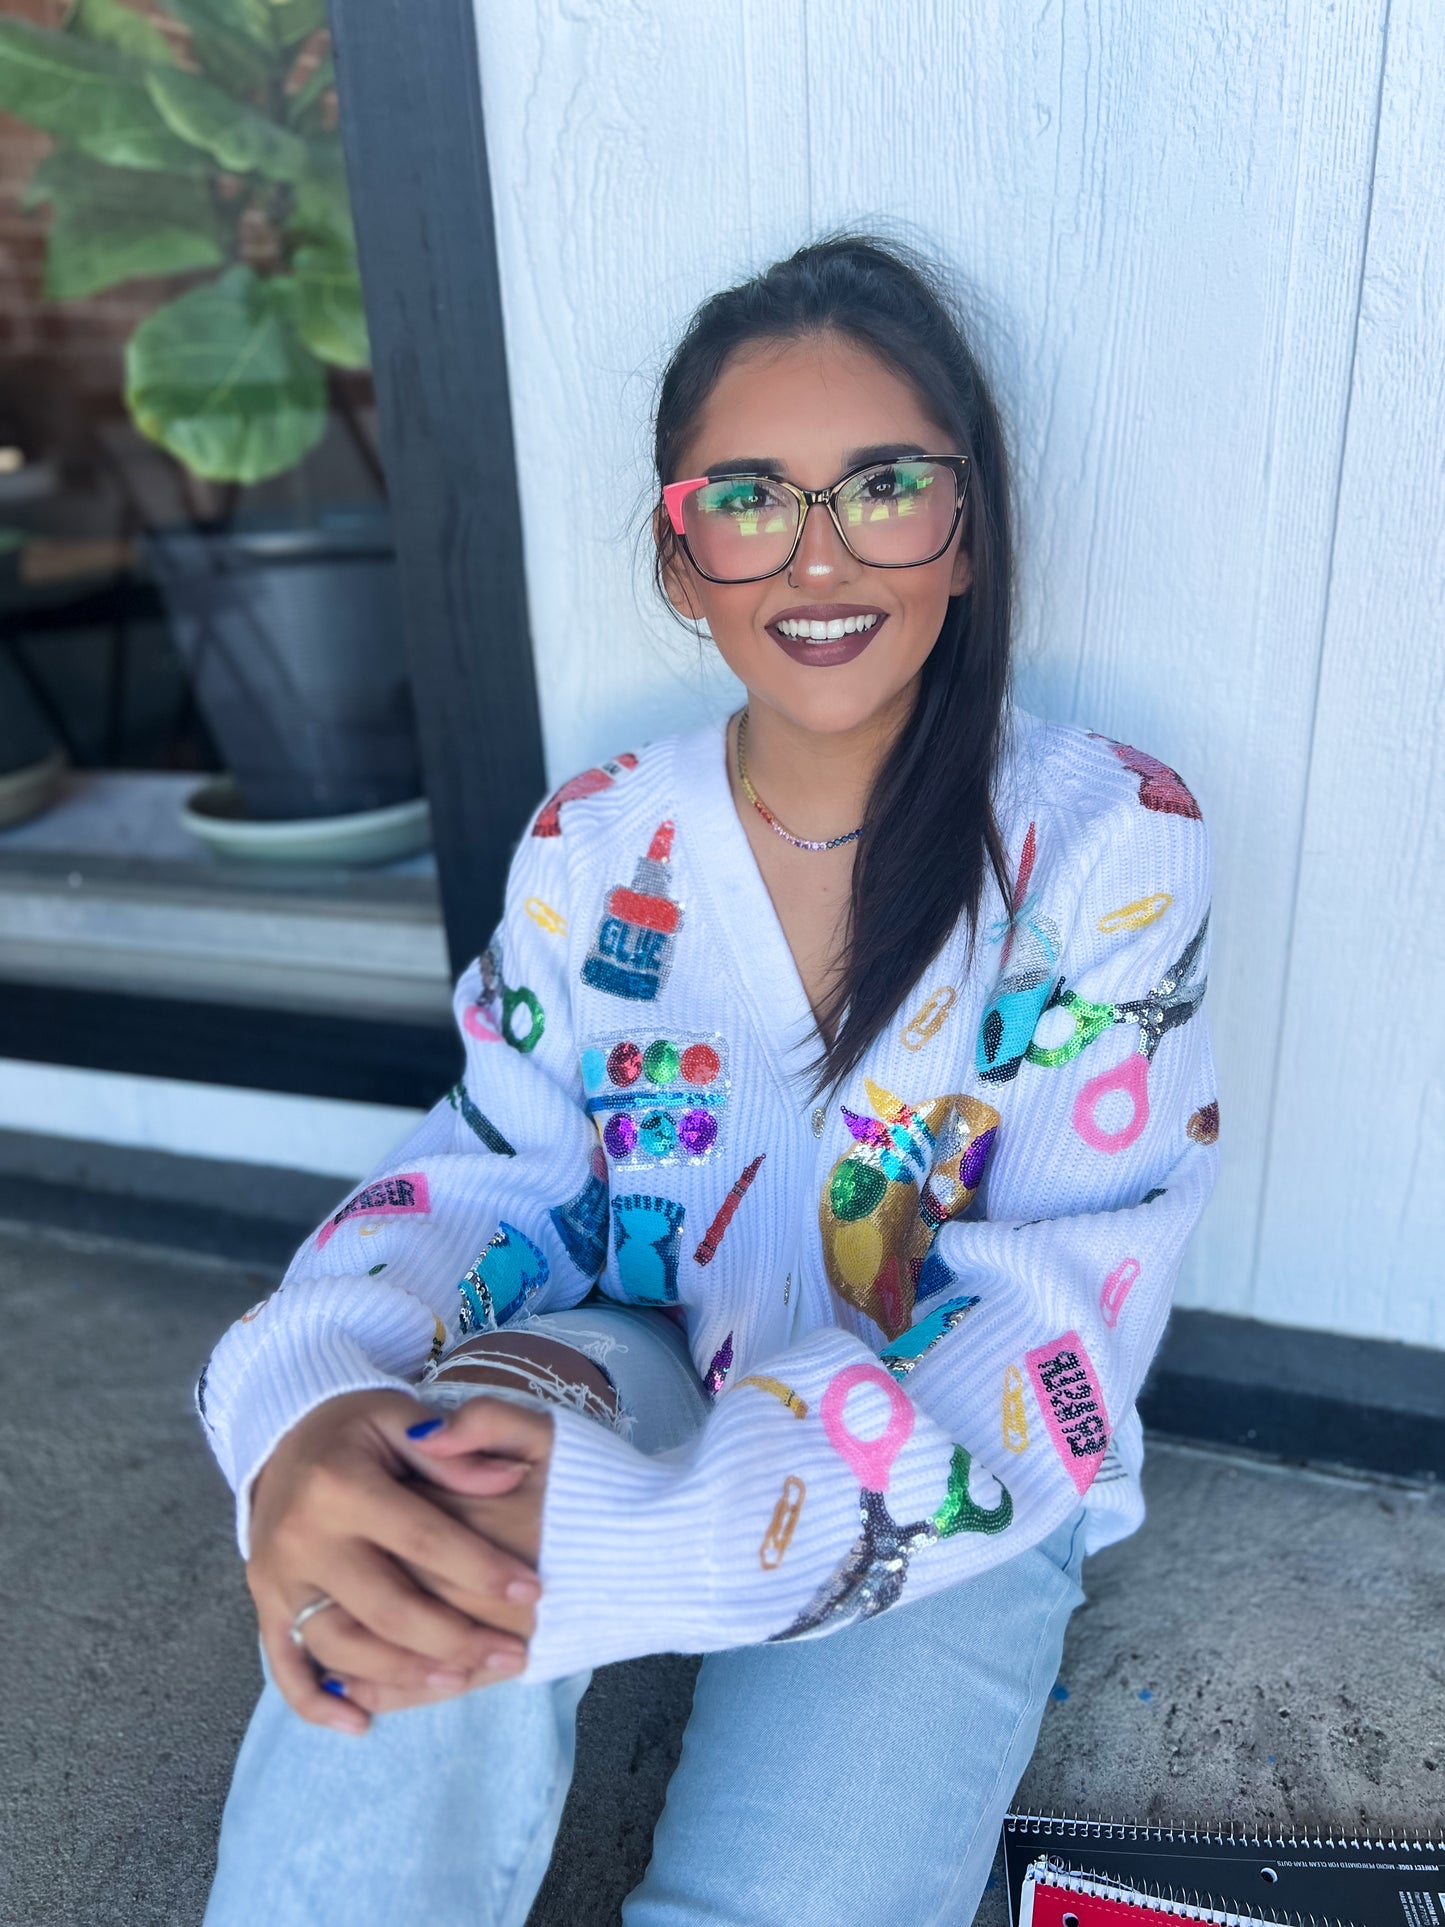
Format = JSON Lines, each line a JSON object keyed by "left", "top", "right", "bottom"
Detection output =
{"left": 656, "top": 506, "right": 705, "bottom": 622}
{"left": 949, "top": 539, "right": 974, "bottom": 598}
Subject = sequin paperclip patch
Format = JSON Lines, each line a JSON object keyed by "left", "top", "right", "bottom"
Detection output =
{"left": 759, "top": 1476, "right": 806, "bottom": 1569}
{"left": 737, "top": 1375, "right": 809, "bottom": 1419}
{"left": 580, "top": 1032, "right": 729, "bottom": 1166}
{"left": 317, "top": 1173, "right": 430, "bottom": 1249}
{"left": 902, "top": 984, "right": 956, "bottom": 1050}
{"left": 1098, "top": 892, "right": 1173, "bottom": 935}
{"left": 1001, "top": 1363, "right": 1030, "bottom": 1452}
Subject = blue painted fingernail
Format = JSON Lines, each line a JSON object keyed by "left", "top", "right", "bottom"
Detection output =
{"left": 406, "top": 1417, "right": 443, "bottom": 1439}
{"left": 321, "top": 1677, "right": 347, "bottom": 1698}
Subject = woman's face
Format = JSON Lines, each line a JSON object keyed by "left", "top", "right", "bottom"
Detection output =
{"left": 660, "top": 330, "right": 972, "bottom": 740}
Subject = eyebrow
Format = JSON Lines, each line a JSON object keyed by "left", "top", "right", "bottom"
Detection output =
{"left": 704, "top": 442, "right": 933, "bottom": 479}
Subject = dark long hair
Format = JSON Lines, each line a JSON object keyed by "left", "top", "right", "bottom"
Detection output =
{"left": 653, "top": 235, "right": 1015, "bottom": 1095}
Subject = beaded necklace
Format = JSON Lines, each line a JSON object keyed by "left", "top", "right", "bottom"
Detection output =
{"left": 735, "top": 710, "right": 863, "bottom": 854}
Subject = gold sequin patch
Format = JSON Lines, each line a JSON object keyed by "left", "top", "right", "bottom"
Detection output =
{"left": 1002, "top": 1363, "right": 1030, "bottom": 1452}
{"left": 738, "top": 1375, "right": 809, "bottom": 1419}
{"left": 759, "top": 1476, "right": 806, "bottom": 1569}
{"left": 526, "top": 896, "right": 568, "bottom": 936}
{"left": 1098, "top": 891, "right": 1173, "bottom": 935}
{"left": 901, "top": 984, "right": 957, "bottom": 1050}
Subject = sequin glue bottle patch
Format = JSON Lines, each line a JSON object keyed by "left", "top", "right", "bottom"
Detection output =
{"left": 609, "top": 1194, "right": 686, "bottom": 1305}
{"left": 1024, "top": 1330, "right": 1110, "bottom": 1494}
{"left": 457, "top": 1222, "right": 549, "bottom": 1335}
{"left": 317, "top": 1173, "right": 430, "bottom": 1250}
{"left": 580, "top": 1030, "right": 727, "bottom": 1167}
{"left": 548, "top": 1145, "right": 610, "bottom": 1281}
{"left": 580, "top": 820, "right": 683, "bottom": 1002}
{"left": 532, "top": 753, "right": 640, "bottom": 837}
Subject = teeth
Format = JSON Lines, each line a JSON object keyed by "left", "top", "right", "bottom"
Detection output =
{"left": 775, "top": 614, "right": 879, "bottom": 641}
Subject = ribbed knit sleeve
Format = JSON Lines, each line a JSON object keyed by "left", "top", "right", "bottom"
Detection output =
{"left": 522, "top": 775, "right": 1217, "bottom": 1681}
{"left": 196, "top": 804, "right": 609, "bottom": 1556}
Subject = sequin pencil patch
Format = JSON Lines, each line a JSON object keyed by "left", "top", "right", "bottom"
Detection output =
{"left": 693, "top": 1154, "right": 764, "bottom": 1263}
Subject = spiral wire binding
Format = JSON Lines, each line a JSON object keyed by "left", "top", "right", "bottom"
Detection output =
{"left": 1007, "top": 1809, "right": 1443, "bottom": 1852}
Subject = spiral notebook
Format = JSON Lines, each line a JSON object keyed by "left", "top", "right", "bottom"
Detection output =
{"left": 1021, "top": 1858, "right": 1315, "bottom": 1924}
{"left": 1004, "top": 1813, "right": 1445, "bottom": 1927}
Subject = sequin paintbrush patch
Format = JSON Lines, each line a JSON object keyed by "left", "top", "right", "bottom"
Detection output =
{"left": 317, "top": 1173, "right": 430, "bottom": 1249}
{"left": 580, "top": 820, "right": 683, "bottom": 1003}
{"left": 580, "top": 1031, "right": 728, "bottom": 1167}
{"left": 446, "top": 1080, "right": 516, "bottom": 1156}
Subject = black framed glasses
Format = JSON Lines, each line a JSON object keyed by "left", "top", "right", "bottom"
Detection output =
{"left": 662, "top": 455, "right": 971, "bottom": 585}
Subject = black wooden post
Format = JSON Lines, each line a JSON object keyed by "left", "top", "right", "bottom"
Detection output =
{"left": 325, "top": 0, "right": 546, "bottom": 977}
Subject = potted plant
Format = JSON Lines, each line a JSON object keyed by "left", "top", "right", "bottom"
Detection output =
{"left": 0, "top": 0, "right": 425, "bottom": 838}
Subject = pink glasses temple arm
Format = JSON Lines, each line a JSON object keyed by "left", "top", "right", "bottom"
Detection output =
{"left": 662, "top": 478, "right": 709, "bottom": 534}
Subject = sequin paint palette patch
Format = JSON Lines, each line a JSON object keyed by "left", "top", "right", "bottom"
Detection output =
{"left": 581, "top": 1032, "right": 728, "bottom": 1167}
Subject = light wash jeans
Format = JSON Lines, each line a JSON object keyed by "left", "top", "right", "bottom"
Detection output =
{"left": 205, "top": 1304, "right": 1087, "bottom": 1927}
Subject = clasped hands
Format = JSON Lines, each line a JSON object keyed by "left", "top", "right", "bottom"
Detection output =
{"left": 247, "top": 1332, "right": 607, "bottom": 1735}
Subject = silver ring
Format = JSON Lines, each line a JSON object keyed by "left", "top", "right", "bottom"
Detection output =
{"left": 288, "top": 1594, "right": 339, "bottom": 1649}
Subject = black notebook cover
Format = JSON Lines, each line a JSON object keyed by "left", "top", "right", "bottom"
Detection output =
{"left": 1004, "top": 1813, "right": 1445, "bottom": 1926}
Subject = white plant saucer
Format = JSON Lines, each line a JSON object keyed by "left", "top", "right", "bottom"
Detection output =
{"left": 180, "top": 778, "right": 433, "bottom": 867}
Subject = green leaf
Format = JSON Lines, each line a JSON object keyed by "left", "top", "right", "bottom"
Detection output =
{"left": 146, "top": 64, "right": 309, "bottom": 180}
{"left": 25, "top": 148, "right": 224, "bottom": 298}
{"left": 276, "top": 246, "right": 367, "bottom": 368}
{"left": 124, "top": 263, "right": 327, "bottom": 482}
{"left": 284, "top": 47, "right": 332, "bottom": 130}
{"left": 152, "top": 0, "right": 275, "bottom": 93}
{"left": 69, "top": 0, "right": 175, "bottom": 67}
{"left": 267, "top": 0, "right": 328, "bottom": 50}
{"left": 0, "top": 17, "right": 207, "bottom": 173}
{"left": 286, "top": 141, "right": 353, "bottom": 250}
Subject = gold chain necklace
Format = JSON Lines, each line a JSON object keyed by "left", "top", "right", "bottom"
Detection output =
{"left": 735, "top": 710, "right": 863, "bottom": 853}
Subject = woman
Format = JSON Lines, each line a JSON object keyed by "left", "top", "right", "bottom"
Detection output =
{"left": 201, "top": 236, "right": 1217, "bottom": 1924}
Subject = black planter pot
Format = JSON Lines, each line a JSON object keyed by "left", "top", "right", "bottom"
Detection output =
{"left": 144, "top": 512, "right": 422, "bottom": 822}
{"left": 0, "top": 649, "right": 64, "bottom": 827}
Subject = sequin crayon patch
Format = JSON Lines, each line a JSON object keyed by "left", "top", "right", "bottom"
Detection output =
{"left": 581, "top": 820, "right": 683, "bottom": 1002}
{"left": 703, "top": 1331, "right": 734, "bottom": 1397}
{"left": 532, "top": 753, "right": 639, "bottom": 837}
{"left": 693, "top": 1153, "right": 765, "bottom": 1264}
{"left": 879, "top": 1293, "right": 981, "bottom": 1379}
{"left": 317, "top": 1173, "right": 430, "bottom": 1249}
{"left": 446, "top": 1080, "right": 517, "bottom": 1156}
{"left": 1025, "top": 1331, "right": 1110, "bottom": 1494}
{"left": 609, "top": 1194, "right": 686, "bottom": 1305}
{"left": 759, "top": 1477, "right": 806, "bottom": 1569}
{"left": 457, "top": 1222, "right": 549, "bottom": 1334}
{"left": 580, "top": 1031, "right": 727, "bottom": 1166}
{"left": 549, "top": 1145, "right": 610, "bottom": 1280}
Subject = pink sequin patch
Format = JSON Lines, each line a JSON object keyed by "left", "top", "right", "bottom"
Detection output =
{"left": 1025, "top": 1330, "right": 1110, "bottom": 1494}
{"left": 317, "top": 1173, "right": 431, "bottom": 1249}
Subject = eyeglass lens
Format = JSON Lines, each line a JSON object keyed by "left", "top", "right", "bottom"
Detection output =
{"left": 680, "top": 460, "right": 958, "bottom": 582}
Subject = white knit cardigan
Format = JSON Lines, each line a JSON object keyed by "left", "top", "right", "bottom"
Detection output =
{"left": 198, "top": 708, "right": 1218, "bottom": 1682}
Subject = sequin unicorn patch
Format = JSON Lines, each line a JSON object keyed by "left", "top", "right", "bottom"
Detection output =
{"left": 819, "top": 1079, "right": 999, "bottom": 1339}
{"left": 580, "top": 1032, "right": 727, "bottom": 1166}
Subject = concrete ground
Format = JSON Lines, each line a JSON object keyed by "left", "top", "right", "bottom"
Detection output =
{"left": 0, "top": 1218, "right": 1440, "bottom": 1927}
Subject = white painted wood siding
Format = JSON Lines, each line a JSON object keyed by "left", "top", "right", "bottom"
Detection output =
{"left": 473, "top": 0, "right": 1443, "bottom": 1348}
